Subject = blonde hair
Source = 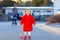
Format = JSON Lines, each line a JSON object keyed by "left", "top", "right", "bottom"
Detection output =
{"left": 24, "top": 9, "right": 31, "bottom": 15}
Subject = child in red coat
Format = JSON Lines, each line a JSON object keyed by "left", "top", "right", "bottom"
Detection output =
{"left": 20, "top": 9, "right": 36, "bottom": 40}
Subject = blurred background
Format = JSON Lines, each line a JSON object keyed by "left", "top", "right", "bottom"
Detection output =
{"left": 0, "top": 0, "right": 54, "bottom": 22}
{"left": 0, "top": 0, "right": 53, "bottom": 7}
{"left": 0, "top": 0, "right": 60, "bottom": 40}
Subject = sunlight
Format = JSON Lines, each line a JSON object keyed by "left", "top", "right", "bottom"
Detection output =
{"left": 21, "top": 0, "right": 33, "bottom": 3}
{"left": 35, "top": 24, "right": 60, "bottom": 35}
{"left": 51, "top": 0, "right": 54, "bottom": 3}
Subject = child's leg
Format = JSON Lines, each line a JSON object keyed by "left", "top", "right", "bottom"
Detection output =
{"left": 12, "top": 19, "right": 14, "bottom": 25}
{"left": 24, "top": 32, "right": 27, "bottom": 40}
{"left": 28, "top": 32, "right": 31, "bottom": 40}
{"left": 28, "top": 32, "right": 31, "bottom": 36}
{"left": 24, "top": 32, "right": 27, "bottom": 36}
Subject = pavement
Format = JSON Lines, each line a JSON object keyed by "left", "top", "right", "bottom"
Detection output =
{"left": 0, "top": 21, "right": 60, "bottom": 40}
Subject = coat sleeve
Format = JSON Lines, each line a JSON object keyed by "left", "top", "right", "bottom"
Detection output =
{"left": 31, "top": 16, "right": 36, "bottom": 25}
{"left": 20, "top": 16, "right": 24, "bottom": 25}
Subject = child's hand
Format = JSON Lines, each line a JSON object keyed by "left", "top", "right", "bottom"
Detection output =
{"left": 33, "top": 22, "right": 36, "bottom": 25}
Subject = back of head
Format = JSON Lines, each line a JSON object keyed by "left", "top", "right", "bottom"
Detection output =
{"left": 24, "top": 9, "right": 31, "bottom": 15}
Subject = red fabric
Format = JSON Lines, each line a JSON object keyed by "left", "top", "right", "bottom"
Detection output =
{"left": 20, "top": 14, "right": 36, "bottom": 32}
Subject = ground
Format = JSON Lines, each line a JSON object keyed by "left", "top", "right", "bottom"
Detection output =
{"left": 0, "top": 21, "right": 60, "bottom": 40}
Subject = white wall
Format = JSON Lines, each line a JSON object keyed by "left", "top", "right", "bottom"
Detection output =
{"left": 4, "top": 7, "right": 54, "bottom": 15}
{"left": 54, "top": 0, "right": 60, "bottom": 14}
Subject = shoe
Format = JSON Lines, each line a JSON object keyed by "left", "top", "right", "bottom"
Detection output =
{"left": 15, "top": 23, "right": 17, "bottom": 25}
{"left": 28, "top": 36, "right": 31, "bottom": 40}
{"left": 24, "top": 36, "right": 27, "bottom": 40}
{"left": 19, "top": 36, "right": 23, "bottom": 40}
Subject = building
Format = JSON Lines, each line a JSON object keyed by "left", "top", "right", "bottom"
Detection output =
{"left": 4, "top": 7, "right": 54, "bottom": 21}
{"left": 54, "top": 0, "right": 60, "bottom": 14}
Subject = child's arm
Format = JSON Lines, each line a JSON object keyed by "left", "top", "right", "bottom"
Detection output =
{"left": 32, "top": 16, "right": 36, "bottom": 25}
{"left": 20, "top": 17, "right": 24, "bottom": 25}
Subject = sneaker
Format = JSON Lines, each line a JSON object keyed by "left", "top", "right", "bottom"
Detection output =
{"left": 24, "top": 36, "right": 27, "bottom": 40}
{"left": 28, "top": 36, "right": 31, "bottom": 40}
{"left": 19, "top": 36, "right": 23, "bottom": 40}
{"left": 15, "top": 23, "right": 17, "bottom": 25}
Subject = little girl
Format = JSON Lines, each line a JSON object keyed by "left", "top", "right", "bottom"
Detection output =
{"left": 20, "top": 9, "right": 36, "bottom": 40}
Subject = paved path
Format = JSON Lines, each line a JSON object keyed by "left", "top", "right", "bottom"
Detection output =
{"left": 0, "top": 22, "right": 60, "bottom": 40}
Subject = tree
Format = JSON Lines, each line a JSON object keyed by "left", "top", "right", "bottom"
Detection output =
{"left": 32, "top": 0, "right": 53, "bottom": 7}
{"left": 0, "top": 0, "right": 22, "bottom": 7}
{"left": 32, "top": 0, "right": 37, "bottom": 6}
{"left": 3, "top": 0, "right": 9, "bottom": 1}
{"left": 36, "top": 0, "right": 44, "bottom": 6}
{"left": 32, "top": 0, "right": 44, "bottom": 6}
{"left": 43, "top": 0, "right": 47, "bottom": 6}
{"left": 47, "top": 0, "right": 53, "bottom": 6}
{"left": 2, "top": 1, "right": 17, "bottom": 7}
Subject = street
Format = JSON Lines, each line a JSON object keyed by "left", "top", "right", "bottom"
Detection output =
{"left": 0, "top": 21, "right": 60, "bottom": 40}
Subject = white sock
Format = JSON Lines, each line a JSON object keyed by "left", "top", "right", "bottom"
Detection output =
{"left": 28, "top": 32, "right": 31, "bottom": 36}
{"left": 24, "top": 32, "right": 27, "bottom": 36}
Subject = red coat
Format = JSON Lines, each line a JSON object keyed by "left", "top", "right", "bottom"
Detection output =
{"left": 20, "top": 14, "right": 36, "bottom": 32}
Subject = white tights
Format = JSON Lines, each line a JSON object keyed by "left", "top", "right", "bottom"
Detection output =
{"left": 24, "top": 32, "right": 31, "bottom": 36}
